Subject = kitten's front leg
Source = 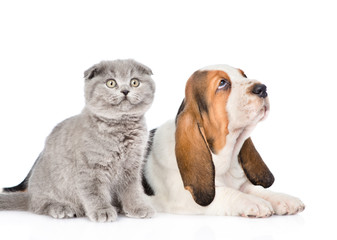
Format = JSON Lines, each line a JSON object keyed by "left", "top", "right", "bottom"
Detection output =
{"left": 120, "top": 180, "right": 155, "bottom": 218}
{"left": 77, "top": 173, "right": 117, "bottom": 222}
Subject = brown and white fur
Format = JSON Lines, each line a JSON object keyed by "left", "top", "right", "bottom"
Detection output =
{"left": 142, "top": 64, "right": 305, "bottom": 217}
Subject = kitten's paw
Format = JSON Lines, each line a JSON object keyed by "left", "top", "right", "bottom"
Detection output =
{"left": 87, "top": 207, "right": 118, "bottom": 222}
{"left": 237, "top": 195, "right": 274, "bottom": 218}
{"left": 47, "top": 204, "right": 76, "bottom": 219}
{"left": 124, "top": 204, "right": 156, "bottom": 219}
{"left": 266, "top": 193, "right": 305, "bottom": 215}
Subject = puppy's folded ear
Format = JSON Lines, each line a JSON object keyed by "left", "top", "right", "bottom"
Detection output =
{"left": 239, "top": 138, "right": 274, "bottom": 188}
{"left": 175, "top": 112, "right": 215, "bottom": 206}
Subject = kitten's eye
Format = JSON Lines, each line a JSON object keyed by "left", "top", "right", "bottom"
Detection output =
{"left": 130, "top": 78, "right": 140, "bottom": 87}
{"left": 218, "top": 79, "right": 230, "bottom": 90}
{"left": 106, "top": 79, "right": 117, "bottom": 88}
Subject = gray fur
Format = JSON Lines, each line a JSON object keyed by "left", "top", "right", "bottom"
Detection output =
{"left": 0, "top": 59, "right": 156, "bottom": 222}
{"left": 0, "top": 192, "right": 29, "bottom": 211}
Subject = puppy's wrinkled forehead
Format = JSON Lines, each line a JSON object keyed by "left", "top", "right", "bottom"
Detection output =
{"left": 185, "top": 64, "right": 247, "bottom": 103}
{"left": 199, "top": 64, "right": 247, "bottom": 80}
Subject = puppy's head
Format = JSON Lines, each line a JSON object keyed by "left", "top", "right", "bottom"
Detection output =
{"left": 175, "top": 65, "right": 271, "bottom": 206}
{"left": 195, "top": 65, "right": 270, "bottom": 137}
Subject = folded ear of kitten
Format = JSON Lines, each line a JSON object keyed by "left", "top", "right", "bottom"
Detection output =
{"left": 0, "top": 59, "right": 156, "bottom": 222}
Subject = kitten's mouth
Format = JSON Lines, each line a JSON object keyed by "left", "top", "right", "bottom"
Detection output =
{"left": 116, "top": 96, "right": 140, "bottom": 106}
{"left": 118, "top": 97, "right": 130, "bottom": 105}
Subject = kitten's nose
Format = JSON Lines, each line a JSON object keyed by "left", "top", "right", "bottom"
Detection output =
{"left": 121, "top": 90, "right": 130, "bottom": 96}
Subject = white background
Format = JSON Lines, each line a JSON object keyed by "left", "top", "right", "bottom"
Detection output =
{"left": 0, "top": 0, "right": 336, "bottom": 239}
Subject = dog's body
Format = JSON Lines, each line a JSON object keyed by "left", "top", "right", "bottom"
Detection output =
{"left": 143, "top": 65, "right": 305, "bottom": 217}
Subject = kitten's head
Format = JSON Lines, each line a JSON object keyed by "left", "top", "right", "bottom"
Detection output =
{"left": 83, "top": 59, "right": 155, "bottom": 119}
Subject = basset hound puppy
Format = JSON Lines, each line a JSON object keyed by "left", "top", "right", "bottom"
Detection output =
{"left": 143, "top": 64, "right": 305, "bottom": 217}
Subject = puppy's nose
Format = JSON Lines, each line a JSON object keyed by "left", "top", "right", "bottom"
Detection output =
{"left": 252, "top": 84, "right": 268, "bottom": 98}
{"left": 121, "top": 90, "right": 130, "bottom": 96}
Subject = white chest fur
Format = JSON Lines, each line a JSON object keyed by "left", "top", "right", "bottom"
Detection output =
{"left": 213, "top": 125, "right": 256, "bottom": 189}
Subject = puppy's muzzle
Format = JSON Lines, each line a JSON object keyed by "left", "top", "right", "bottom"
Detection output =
{"left": 252, "top": 84, "right": 268, "bottom": 98}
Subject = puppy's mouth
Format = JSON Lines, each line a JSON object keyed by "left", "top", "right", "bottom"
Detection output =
{"left": 260, "top": 99, "right": 270, "bottom": 121}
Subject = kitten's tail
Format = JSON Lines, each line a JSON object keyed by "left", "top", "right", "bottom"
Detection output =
{"left": 1, "top": 153, "right": 41, "bottom": 194}
{"left": 0, "top": 192, "right": 29, "bottom": 211}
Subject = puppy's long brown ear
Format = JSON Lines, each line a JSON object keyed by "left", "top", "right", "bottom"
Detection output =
{"left": 175, "top": 112, "right": 215, "bottom": 206}
{"left": 239, "top": 138, "right": 274, "bottom": 188}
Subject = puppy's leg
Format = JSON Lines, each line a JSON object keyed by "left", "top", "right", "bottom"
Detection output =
{"left": 120, "top": 181, "right": 155, "bottom": 219}
{"left": 205, "top": 187, "right": 274, "bottom": 217}
{"left": 240, "top": 181, "right": 305, "bottom": 215}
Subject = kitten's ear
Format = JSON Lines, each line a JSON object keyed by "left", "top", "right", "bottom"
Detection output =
{"left": 138, "top": 64, "right": 153, "bottom": 75}
{"left": 84, "top": 64, "right": 99, "bottom": 80}
{"left": 131, "top": 59, "right": 153, "bottom": 75}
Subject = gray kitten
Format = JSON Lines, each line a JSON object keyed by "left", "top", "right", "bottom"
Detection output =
{"left": 0, "top": 59, "right": 156, "bottom": 222}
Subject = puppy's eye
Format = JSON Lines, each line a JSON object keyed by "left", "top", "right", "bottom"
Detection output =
{"left": 130, "top": 78, "right": 140, "bottom": 87}
{"left": 106, "top": 79, "right": 117, "bottom": 88}
{"left": 218, "top": 79, "right": 230, "bottom": 90}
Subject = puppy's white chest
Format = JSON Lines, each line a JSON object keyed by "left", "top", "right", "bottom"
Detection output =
{"left": 212, "top": 150, "right": 232, "bottom": 180}
{"left": 212, "top": 134, "right": 247, "bottom": 189}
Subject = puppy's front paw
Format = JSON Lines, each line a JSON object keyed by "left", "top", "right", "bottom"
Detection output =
{"left": 237, "top": 195, "right": 274, "bottom": 218}
{"left": 87, "top": 206, "right": 118, "bottom": 222}
{"left": 124, "top": 204, "right": 155, "bottom": 219}
{"left": 267, "top": 193, "right": 305, "bottom": 215}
